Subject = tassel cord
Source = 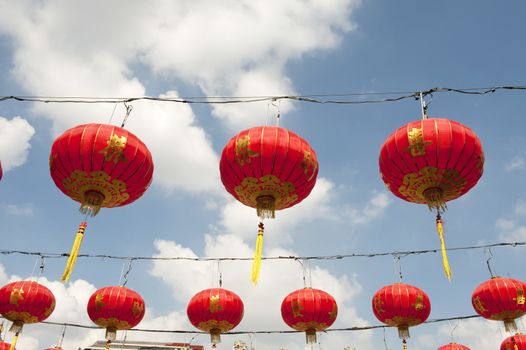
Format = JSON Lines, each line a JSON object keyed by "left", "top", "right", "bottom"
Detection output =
{"left": 436, "top": 212, "right": 452, "bottom": 281}
{"left": 61, "top": 222, "right": 88, "bottom": 282}
{"left": 250, "top": 222, "right": 264, "bottom": 285}
{"left": 9, "top": 332, "right": 19, "bottom": 350}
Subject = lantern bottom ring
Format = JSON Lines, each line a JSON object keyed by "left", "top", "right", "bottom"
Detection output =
{"left": 305, "top": 329, "right": 317, "bottom": 344}
{"left": 210, "top": 328, "right": 221, "bottom": 344}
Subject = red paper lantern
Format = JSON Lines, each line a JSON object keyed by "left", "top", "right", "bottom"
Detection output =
{"left": 87, "top": 286, "right": 145, "bottom": 347}
{"left": 472, "top": 277, "right": 526, "bottom": 332}
{"left": 0, "top": 281, "right": 55, "bottom": 350}
{"left": 219, "top": 126, "right": 318, "bottom": 283}
{"left": 0, "top": 342, "right": 14, "bottom": 350}
{"left": 0, "top": 160, "right": 3, "bottom": 181}
{"left": 438, "top": 343, "right": 470, "bottom": 350}
{"left": 50, "top": 123, "right": 154, "bottom": 281}
{"left": 501, "top": 334, "right": 526, "bottom": 350}
{"left": 187, "top": 288, "right": 244, "bottom": 344}
{"left": 281, "top": 288, "right": 338, "bottom": 344}
{"left": 372, "top": 283, "right": 430, "bottom": 349}
{"left": 379, "top": 118, "right": 484, "bottom": 280}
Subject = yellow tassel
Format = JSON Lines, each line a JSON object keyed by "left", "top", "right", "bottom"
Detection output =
{"left": 250, "top": 222, "right": 264, "bottom": 285}
{"left": 436, "top": 214, "right": 452, "bottom": 281}
{"left": 105, "top": 340, "right": 111, "bottom": 350}
{"left": 402, "top": 339, "right": 407, "bottom": 350}
{"left": 61, "top": 222, "right": 87, "bottom": 283}
{"left": 9, "top": 332, "right": 19, "bottom": 350}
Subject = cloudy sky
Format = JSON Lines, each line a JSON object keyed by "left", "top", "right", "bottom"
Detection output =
{"left": 0, "top": 1, "right": 525, "bottom": 349}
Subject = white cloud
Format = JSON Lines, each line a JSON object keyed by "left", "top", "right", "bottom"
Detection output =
{"left": 0, "top": 203, "right": 34, "bottom": 217}
{"left": 496, "top": 199, "right": 526, "bottom": 241}
{"left": 506, "top": 155, "right": 526, "bottom": 172}
{"left": 344, "top": 191, "right": 392, "bottom": 225}
{"left": 0, "top": 116, "right": 35, "bottom": 171}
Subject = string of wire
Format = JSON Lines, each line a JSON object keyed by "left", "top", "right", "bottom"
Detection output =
{"left": 0, "top": 241, "right": 523, "bottom": 262}
{"left": 0, "top": 85, "right": 525, "bottom": 105}
{"left": 4, "top": 315, "right": 480, "bottom": 335}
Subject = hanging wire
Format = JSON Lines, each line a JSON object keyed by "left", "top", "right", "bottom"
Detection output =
{"left": 393, "top": 255, "right": 403, "bottom": 282}
{"left": 108, "top": 103, "right": 119, "bottom": 124}
{"left": 485, "top": 248, "right": 496, "bottom": 278}
{"left": 38, "top": 256, "right": 46, "bottom": 277}
{"left": 30, "top": 256, "right": 40, "bottom": 278}
{"left": 217, "top": 260, "right": 223, "bottom": 287}
{"left": 120, "top": 330, "right": 128, "bottom": 350}
{"left": 382, "top": 327, "right": 390, "bottom": 350}
{"left": 1, "top": 84, "right": 525, "bottom": 106}
{"left": 296, "top": 259, "right": 308, "bottom": 288}
{"left": 0, "top": 240, "right": 524, "bottom": 262}
{"left": 121, "top": 258, "right": 135, "bottom": 287}
{"left": 57, "top": 324, "right": 67, "bottom": 348}
{"left": 448, "top": 320, "right": 459, "bottom": 344}
{"left": 120, "top": 102, "right": 133, "bottom": 128}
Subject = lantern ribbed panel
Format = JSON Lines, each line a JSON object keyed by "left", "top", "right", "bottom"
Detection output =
{"left": 372, "top": 283, "right": 431, "bottom": 338}
{"left": 219, "top": 126, "right": 318, "bottom": 215}
{"left": 0, "top": 281, "right": 55, "bottom": 325}
{"left": 281, "top": 288, "right": 338, "bottom": 332}
{"left": 187, "top": 288, "right": 244, "bottom": 333}
{"left": 438, "top": 343, "right": 471, "bottom": 350}
{"left": 87, "top": 286, "right": 145, "bottom": 331}
{"left": 472, "top": 277, "right": 526, "bottom": 322}
{"left": 379, "top": 118, "right": 483, "bottom": 208}
{"left": 50, "top": 123, "right": 153, "bottom": 210}
{"left": 501, "top": 334, "right": 526, "bottom": 350}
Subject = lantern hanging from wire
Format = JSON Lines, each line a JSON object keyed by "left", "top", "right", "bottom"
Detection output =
{"left": 281, "top": 288, "right": 338, "bottom": 344}
{"left": 379, "top": 105, "right": 484, "bottom": 281}
{"left": 372, "top": 283, "right": 431, "bottom": 350}
{"left": 87, "top": 286, "right": 145, "bottom": 350}
{"left": 0, "top": 281, "right": 56, "bottom": 350}
{"left": 187, "top": 288, "right": 244, "bottom": 344}
{"left": 437, "top": 343, "right": 470, "bottom": 350}
{"left": 0, "top": 160, "right": 3, "bottom": 182}
{"left": 49, "top": 123, "right": 154, "bottom": 282}
{"left": 471, "top": 277, "right": 526, "bottom": 333}
{"left": 0, "top": 342, "right": 13, "bottom": 350}
{"left": 501, "top": 334, "right": 526, "bottom": 350}
{"left": 219, "top": 126, "right": 318, "bottom": 284}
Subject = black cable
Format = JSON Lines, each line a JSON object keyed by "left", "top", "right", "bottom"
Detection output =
{"left": 0, "top": 85, "right": 524, "bottom": 106}
{"left": 21, "top": 314, "right": 481, "bottom": 335}
{"left": 0, "top": 241, "right": 523, "bottom": 262}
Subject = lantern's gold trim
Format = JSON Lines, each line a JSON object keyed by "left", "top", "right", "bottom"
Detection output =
{"left": 398, "top": 167, "right": 466, "bottom": 210}
{"left": 234, "top": 175, "right": 298, "bottom": 218}
{"left": 197, "top": 319, "right": 234, "bottom": 332}
{"left": 62, "top": 170, "right": 130, "bottom": 216}
{"left": 384, "top": 316, "right": 424, "bottom": 328}
{"left": 5, "top": 311, "right": 38, "bottom": 324}
{"left": 289, "top": 321, "right": 328, "bottom": 332}
{"left": 94, "top": 317, "right": 131, "bottom": 330}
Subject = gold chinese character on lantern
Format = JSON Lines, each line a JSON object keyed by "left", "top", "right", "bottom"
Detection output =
{"left": 100, "top": 134, "right": 127, "bottom": 164}
{"left": 209, "top": 294, "right": 222, "bottom": 313}
{"left": 406, "top": 128, "right": 432, "bottom": 157}
{"left": 235, "top": 136, "right": 258, "bottom": 166}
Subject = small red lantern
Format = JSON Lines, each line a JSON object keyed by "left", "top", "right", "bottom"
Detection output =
{"left": 379, "top": 118, "right": 484, "bottom": 280}
{"left": 220, "top": 126, "right": 318, "bottom": 283}
{"left": 472, "top": 277, "right": 526, "bottom": 332}
{"left": 0, "top": 160, "right": 3, "bottom": 181}
{"left": 501, "top": 334, "right": 526, "bottom": 350}
{"left": 438, "top": 343, "right": 470, "bottom": 350}
{"left": 372, "top": 283, "right": 431, "bottom": 349}
{"left": 87, "top": 286, "right": 145, "bottom": 349}
{"left": 187, "top": 288, "right": 244, "bottom": 344}
{"left": 50, "top": 123, "right": 154, "bottom": 282}
{"left": 0, "top": 342, "right": 13, "bottom": 350}
{"left": 0, "top": 281, "right": 55, "bottom": 350}
{"left": 281, "top": 288, "right": 338, "bottom": 344}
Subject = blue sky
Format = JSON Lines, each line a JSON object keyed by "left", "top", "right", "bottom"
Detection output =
{"left": 0, "top": 1, "right": 525, "bottom": 349}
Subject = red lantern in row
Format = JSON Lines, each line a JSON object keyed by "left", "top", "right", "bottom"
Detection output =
{"left": 87, "top": 286, "right": 145, "bottom": 349}
{"left": 281, "top": 288, "right": 337, "bottom": 344}
{"left": 187, "top": 288, "right": 244, "bottom": 344}
{"left": 0, "top": 281, "right": 55, "bottom": 350}
{"left": 220, "top": 126, "right": 318, "bottom": 283}
{"left": 501, "top": 334, "right": 526, "bottom": 350}
{"left": 0, "top": 160, "right": 3, "bottom": 181}
{"left": 379, "top": 117, "right": 484, "bottom": 280}
{"left": 50, "top": 123, "right": 154, "bottom": 282}
{"left": 372, "top": 283, "right": 431, "bottom": 349}
{"left": 438, "top": 343, "right": 470, "bottom": 350}
{"left": 472, "top": 277, "right": 526, "bottom": 332}
{"left": 0, "top": 342, "right": 13, "bottom": 350}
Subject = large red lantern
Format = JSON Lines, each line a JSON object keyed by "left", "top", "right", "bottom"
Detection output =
{"left": 0, "top": 281, "right": 55, "bottom": 350}
{"left": 187, "top": 288, "right": 244, "bottom": 344}
{"left": 50, "top": 123, "right": 154, "bottom": 281}
{"left": 219, "top": 126, "right": 318, "bottom": 283}
{"left": 501, "top": 334, "right": 526, "bottom": 350}
{"left": 87, "top": 286, "right": 145, "bottom": 349}
{"left": 438, "top": 343, "right": 470, "bottom": 350}
{"left": 471, "top": 277, "right": 526, "bottom": 332}
{"left": 379, "top": 118, "right": 484, "bottom": 280}
{"left": 281, "top": 288, "right": 337, "bottom": 344}
{"left": 372, "top": 283, "right": 431, "bottom": 349}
